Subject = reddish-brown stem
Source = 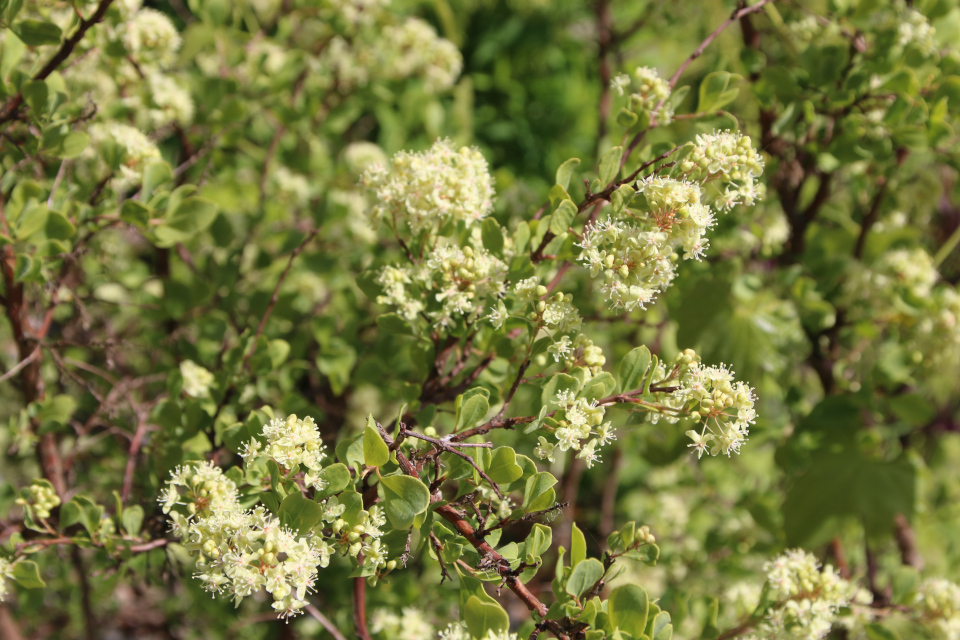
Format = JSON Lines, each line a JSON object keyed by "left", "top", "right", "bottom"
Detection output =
{"left": 352, "top": 574, "right": 372, "bottom": 640}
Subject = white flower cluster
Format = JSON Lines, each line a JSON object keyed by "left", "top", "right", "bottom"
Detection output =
{"left": 180, "top": 360, "right": 215, "bottom": 398}
{"left": 914, "top": 578, "right": 960, "bottom": 639}
{"left": 377, "top": 242, "right": 507, "bottom": 327}
{"left": 323, "top": 16, "right": 462, "bottom": 93}
{"left": 438, "top": 624, "right": 518, "bottom": 640}
{"left": 371, "top": 607, "right": 434, "bottom": 640}
{"left": 0, "top": 557, "right": 11, "bottom": 602}
{"left": 15, "top": 480, "right": 61, "bottom": 520}
{"left": 612, "top": 66, "right": 673, "bottom": 126}
{"left": 122, "top": 8, "right": 182, "bottom": 67}
{"left": 680, "top": 367, "right": 756, "bottom": 457}
{"left": 576, "top": 180, "right": 698, "bottom": 311}
{"left": 759, "top": 549, "right": 853, "bottom": 640}
{"left": 241, "top": 415, "right": 328, "bottom": 490}
{"left": 578, "top": 132, "right": 763, "bottom": 312}
{"left": 535, "top": 389, "right": 615, "bottom": 469}
{"left": 381, "top": 19, "right": 464, "bottom": 92}
{"left": 635, "top": 349, "right": 755, "bottom": 458}
{"left": 86, "top": 122, "right": 161, "bottom": 192}
{"left": 160, "top": 412, "right": 397, "bottom": 618}
{"left": 160, "top": 460, "right": 332, "bottom": 619}
{"left": 363, "top": 139, "right": 495, "bottom": 234}
{"left": 914, "top": 286, "right": 960, "bottom": 381}
{"left": 681, "top": 131, "right": 765, "bottom": 210}
{"left": 898, "top": 9, "right": 938, "bottom": 56}
{"left": 873, "top": 248, "right": 939, "bottom": 301}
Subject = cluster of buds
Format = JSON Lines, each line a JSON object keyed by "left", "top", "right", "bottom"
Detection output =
{"left": 535, "top": 389, "right": 616, "bottom": 469}
{"left": 611, "top": 66, "right": 673, "bottom": 126}
{"left": 546, "top": 333, "right": 607, "bottom": 375}
{"left": 16, "top": 480, "right": 61, "bottom": 520}
{"left": 508, "top": 278, "right": 582, "bottom": 331}
{"left": 362, "top": 138, "right": 495, "bottom": 234}
{"left": 913, "top": 578, "right": 960, "bottom": 639}
{"left": 680, "top": 131, "right": 765, "bottom": 210}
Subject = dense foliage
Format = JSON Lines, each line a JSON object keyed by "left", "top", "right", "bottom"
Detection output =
{"left": 2, "top": 1, "right": 960, "bottom": 639}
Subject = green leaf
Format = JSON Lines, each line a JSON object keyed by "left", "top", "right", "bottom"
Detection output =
{"left": 379, "top": 474, "right": 430, "bottom": 529}
{"left": 566, "top": 557, "right": 603, "bottom": 598}
{"left": 464, "top": 595, "right": 509, "bottom": 639}
{"left": 455, "top": 389, "right": 489, "bottom": 430}
{"left": 598, "top": 146, "right": 622, "bottom": 186}
{"left": 784, "top": 450, "right": 915, "bottom": 545}
{"left": 481, "top": 217, "right": 504, "bottom": 256}
{"left": 555, "top": 157, "right": 580, "bottom": 190}
{"left": 522, "top": 471, "right": 557, "bottom": 512}
{"left": 616, "top": 108, "right": 639, "bottom": 128}
{"left": 610, "top": 184, "right": 635, "bottom": 215}
{"left": 570, "top": 521, "right": 586, "bottom": 568}
{"left": 618, "top": 346, "right": 651, "bottom": 393}
{"left": 13, "top": 19, "right": 62, "bottom": 46}
{"left": 609, "top": 584, "right": 649, "bottom": 637}
{"left": 652, "top": 611, "right": 673, "bottom": 640}
{"left": 15, "top": 203, "right": 48, "bottom": 240}
{"left": 697, "top": 71, "right": 740, "bottom": 112}
{"left": 121, "top": 505, "right": 144, "bottom": 536}
{"left": 37, "top": 394, "right": 75, "bottom": 432}
{"left": 57, "top": 131, "right": 89, "bottom": 158}
{"left": 315, "top": 463, "right": 352, "bottom": 499}
{"left": 45, "top": 211, "right": 75, "bottom": 240}
{"left": 142, "top": 160, "right": 173, "bottom": 200}
{"left": 154, "top": 197, "right": 219, "bottom": 247}
{"left": 486, "top": 447, "right": 523, "bottom": 484}
{"left": 120, "top": 200, "right": 151, "bottom": 227}
{"left": 21, "top": 80, "right": 47, "bottom": 117}
{"left": 11, "top": 560, "right": 45, "bottom": 589}
{"left": 336, "top": 432, "right": 365, "bottom": 472}
{"left": 376, "top": 313, "right": 414, "bottom": 336}
{"left": 277, "top": 492, "right": 324, "bottom": 534}
{"left": 549, "top": 199, "right": 577, "bottom": 235}
{"left": 363, "top": 415, "right": 389, "bottom": 467}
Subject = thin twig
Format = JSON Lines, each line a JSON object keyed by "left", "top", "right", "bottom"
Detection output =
{"left": 0, "top": 347, "right": 41, "bottom": 384}
{"left": 304, "top": 604, "right": 349, "bottom": 640}
{"left": 243, "top": 226, "right": 321, "bottom": 371}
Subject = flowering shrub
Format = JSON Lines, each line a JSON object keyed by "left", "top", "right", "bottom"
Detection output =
{"left": 2, "top": 1, "right": 960, "bottom": 639}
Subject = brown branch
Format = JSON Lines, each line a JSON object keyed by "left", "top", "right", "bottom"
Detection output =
{"left": 352, "top": 573, "right": 372, "bottom": 640}
{"left": 894, "top": 513, "right": 923, "bottom": 570}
